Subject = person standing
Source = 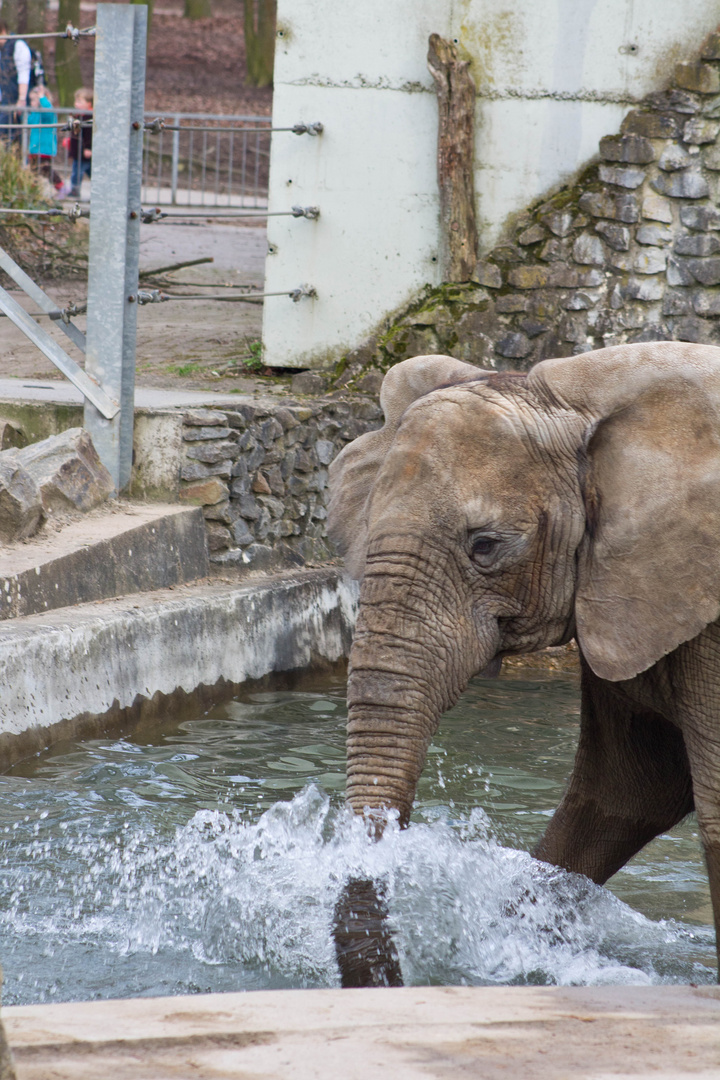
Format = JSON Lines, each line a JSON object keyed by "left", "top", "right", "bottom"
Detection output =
{"left": 65, "top": 85, "right": 93, "bottom": 198}
{"left": 0, "top": 21, "right": 31, "bottom": 129}
{"left": 27, "top": 85, "right": 62, "bottom": 190}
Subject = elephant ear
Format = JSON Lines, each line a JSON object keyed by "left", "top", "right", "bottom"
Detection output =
{"left": 328, "top": 355, "right": 481, "bottom": 577}
{"left": 530, "top": 342, "right": 720, "bottom": 681}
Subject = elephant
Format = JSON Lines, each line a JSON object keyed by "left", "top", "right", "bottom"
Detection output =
{"left": 328, "top": 341, "right": 720, "bottom": 985}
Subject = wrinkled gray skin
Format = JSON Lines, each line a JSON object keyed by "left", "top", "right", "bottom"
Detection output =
{"left": 328, "top": 342, "right": 720, "bottom": 980}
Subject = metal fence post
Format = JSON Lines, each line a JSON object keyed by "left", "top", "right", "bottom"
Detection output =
{"left": 171, "top": 115, "right": 180, "bottom": 205}
{"left": 84, "top": 3, "right": 147, "bottom": 492}
{"left": 20, "top": 110, "right": 28, "bottom": 168}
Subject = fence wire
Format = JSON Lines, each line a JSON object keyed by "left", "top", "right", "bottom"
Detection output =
{"left": 1, "top": 24, "right": 95, "bottom": 40}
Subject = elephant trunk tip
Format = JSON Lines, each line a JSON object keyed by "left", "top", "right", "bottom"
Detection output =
{"left": 346, "top": 791, "right": 412, "bottom": 833}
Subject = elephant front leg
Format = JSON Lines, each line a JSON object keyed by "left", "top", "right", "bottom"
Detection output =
{"left": 533, "top": 656, "right": 693, "bottom": 884}
{"left": 333, "top": 877, "right": 404, "bottom": 987}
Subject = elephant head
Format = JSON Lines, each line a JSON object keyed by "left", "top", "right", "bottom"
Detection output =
{"left": 328, "top": 342, "right": 720, "bottom": 828}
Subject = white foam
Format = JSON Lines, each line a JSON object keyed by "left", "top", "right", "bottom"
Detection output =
{"left": 0, "top": 784, "right": 713, "bottom": 1004}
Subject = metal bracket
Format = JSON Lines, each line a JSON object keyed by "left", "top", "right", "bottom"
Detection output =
{"left": 50, "top": 301, "right": 88, "bottom": 324}
{"left": 134, "top": 289, "right": 167, "bottom": 305}
{"left": 292, "top": 121, "right": 324, "bottom": 136}
{"left": 64, "top": 23, "right": 95, "bottom": 42}
{"left": 140, "top": 206, "right": 166, "bottom": 223}
{"left": 291, "top": 205, "right": 320, "bottom": 219}
{"left": 289, "top": 285, "right": 318, "bottom": 303}
{"left": 61, "top": 118, "right": 89, "bottom": 135}
{"left": 64, "top": 202, "right": 87, "bottom": 223}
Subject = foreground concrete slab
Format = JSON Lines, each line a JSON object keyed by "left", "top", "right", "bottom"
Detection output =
{"left": 0, "top": 504, "right": 208, "bottom": 619}
{"left": 4, "top": 985, "right": 720, "bottom": 1079}
{"left": 0, "top": 567, "right": 356, "bottom": 768}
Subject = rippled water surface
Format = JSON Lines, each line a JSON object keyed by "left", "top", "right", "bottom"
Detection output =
{"left": 0, "top": 669, "right": 714, "bottom": 1003}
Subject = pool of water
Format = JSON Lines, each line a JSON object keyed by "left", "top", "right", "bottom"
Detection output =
{"left": 0, "top": 668, "right": 714, "bottom": 1003}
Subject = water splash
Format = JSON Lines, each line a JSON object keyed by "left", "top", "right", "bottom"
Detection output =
{"left": 0, "top": 785, "right": 713, "bottom": 1004}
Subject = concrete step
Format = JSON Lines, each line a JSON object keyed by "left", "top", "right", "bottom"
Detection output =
{"left": 0, "top": 567, "right": 355, "bottom": 768}
{"left": 0, "top": 504, "right": 209, "bottom": 620}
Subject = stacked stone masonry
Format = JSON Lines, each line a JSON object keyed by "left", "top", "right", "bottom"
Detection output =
{"left": 337, "top": 32, "right": 720, "bottom": 383}
{"left": 179, "top": 398, "right": 382, "bottom": 566}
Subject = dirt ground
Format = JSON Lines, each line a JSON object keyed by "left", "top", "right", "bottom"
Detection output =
{"left": 0, "top": 219, "right": 278, "bottom": 393}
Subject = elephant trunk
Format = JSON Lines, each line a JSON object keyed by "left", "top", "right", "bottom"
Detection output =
{"left": 346, "top": 554, "right": 495, "bottom": 826}
{"left": 347, "top": 661, "right": 438, "bottom": 825}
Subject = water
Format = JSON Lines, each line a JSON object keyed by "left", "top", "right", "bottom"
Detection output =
{"left": 0, "top": 669, "right": 714, "bottom": 1004}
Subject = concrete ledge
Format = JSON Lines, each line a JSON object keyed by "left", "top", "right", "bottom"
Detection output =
{"left": 0, "top": 505, "right": 209, "bottom": 620}
{"left": 0, "top": 567, "right": 357, "bottom": 769}
{"left": 4, "top": 985, "right": 720, "bottom": 1079}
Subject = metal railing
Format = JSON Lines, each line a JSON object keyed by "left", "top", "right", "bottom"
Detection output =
{"left": 141, "top": 112, "right": 272, "bottom": 208}
{"left": 4, "top": 108, "right": 272, "bottom": 207}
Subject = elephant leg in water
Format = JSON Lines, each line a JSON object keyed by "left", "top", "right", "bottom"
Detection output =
{"left": 333, "top": 878, "right": 403, "bottom": 988}
{"left": 533, "top": 656, "right": 695, "bottom": 883}
{"left": 332, "top": 655, "right": 697, "bottom": 989}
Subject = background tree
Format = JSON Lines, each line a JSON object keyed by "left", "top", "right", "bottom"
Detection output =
{"left": 2, "top": 0, "right": 45, "bottom": 35}
{"left": 243, "top": 0, "right": 276, "bottom": 87}
{"left": 184, "top": 0, "right": 212, "bottom": 19}
{"left": 54, "top": 0, "right": 82, "bottom": 106}
{"left": 2, "top": 0, "right": 47, "bottom": 77}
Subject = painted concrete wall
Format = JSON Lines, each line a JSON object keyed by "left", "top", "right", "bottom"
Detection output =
{"left": 262, "top": 0, "right": 720, "bottom": 369}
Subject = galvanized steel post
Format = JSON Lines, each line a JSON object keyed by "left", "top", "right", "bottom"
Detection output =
{"left": 171, "top": 115, "right": 180, "bottom": 205}
{"left": 84, "top": 3, "right": 147, "bottom": 492}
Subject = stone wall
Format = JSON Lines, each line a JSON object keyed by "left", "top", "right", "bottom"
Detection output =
{"left": 336, "top": 34, "right": 720, "bottom": 384}
{"left": 178, "top": 396, "right": 382, "bottom": 569}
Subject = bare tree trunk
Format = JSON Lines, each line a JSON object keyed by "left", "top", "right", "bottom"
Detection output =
{"left": 2, "top": 0, "right": 43, "bottom": 35}
{"left": 243, "top": 0, "right": 276, "bottom": 88}
{"left": 54, "top": 0, "right": 82, "bottom": 106}
{"left": 427, "top": 33, "right": 478, "bottom": 282}
{"left": 15, "top": 0, "right": 27, "bottom": 35}
{"left": 184, "top": 0, "right": 212, "bottom": 19}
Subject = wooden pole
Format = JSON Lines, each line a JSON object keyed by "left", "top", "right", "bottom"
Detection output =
{"left": 427, "top": 33, "right": 478, "bottom": 282}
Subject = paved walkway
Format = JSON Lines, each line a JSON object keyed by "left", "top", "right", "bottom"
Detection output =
{"left": 4, "top": 985, "right": 720, "bottom": 1079}
{"left": 0, "top": 377, "right": 283, "bottom": 409}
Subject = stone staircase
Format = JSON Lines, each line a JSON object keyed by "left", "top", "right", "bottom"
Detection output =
{"left": 0, "top": 425, "right": 210, "bottom": 621}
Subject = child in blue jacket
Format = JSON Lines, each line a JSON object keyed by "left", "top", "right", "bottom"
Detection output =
{"left": 27, "top": 85, "right": 61, "bottom": 190}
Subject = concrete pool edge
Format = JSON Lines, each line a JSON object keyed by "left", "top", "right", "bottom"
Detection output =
{"left": 0, "top": 567, "right": 358, "bottom": 770}
{"left": 3, "top": 984, "right": 720, "bottom": 1079}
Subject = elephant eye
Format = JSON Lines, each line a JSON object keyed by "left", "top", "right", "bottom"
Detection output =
{"left": 470, "top": 534, "right": 501, "bottom": 564}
